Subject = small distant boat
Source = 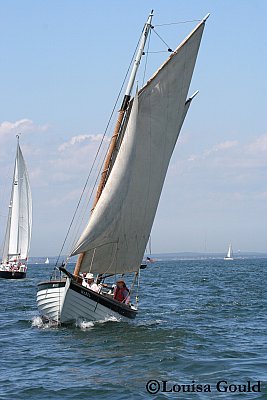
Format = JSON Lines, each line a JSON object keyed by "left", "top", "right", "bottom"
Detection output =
{"left": 224, "top": 243, "right": 234, "bottom": 260}
{"left": 140, "top": 256, "right": 155, "bottom": 269}
{"left": 45, "top": 258, "right": 50, "bottom": 264}
{"left": 0, "top": 136, "right": 32, "bottom": 279}
{"left": 145, "top": 256, "right": 155, "bottom": 263}
{"left": 140, "top": 264, "right": 147, "bottom": 270}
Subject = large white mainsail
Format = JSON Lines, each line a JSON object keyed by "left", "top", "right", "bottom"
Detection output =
{"left": 70, "top": 18, "right": 206, "bottom": 275}
{"left": 2, "top": 141, "right": 32, "bottom": 264}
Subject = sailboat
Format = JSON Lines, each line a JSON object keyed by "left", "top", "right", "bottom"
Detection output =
{"left": 45, "top": 258, "right": 50, "bottom": 264}
{"left": 224, "top": 243, "right": 234, "bottom": 260}
{"left": 37, "top": 11, "right": 209, "bottom": 324}
{"left": 0, "top": 136, "right": 32, "bottom": 279}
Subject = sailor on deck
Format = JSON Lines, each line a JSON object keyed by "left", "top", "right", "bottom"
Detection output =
{"left": 82, "top": 273, "right": 100, "bottom": 292}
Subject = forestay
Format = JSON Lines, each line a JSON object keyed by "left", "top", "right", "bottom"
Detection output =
{"left": 2, "top": 144, "right": 32, "bottom": 263}
{"left": 70, "top": 19, "right": 206, "bottom": 274}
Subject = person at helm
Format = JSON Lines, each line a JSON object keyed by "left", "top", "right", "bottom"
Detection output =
{"left": 82, "top": 273, "right": 100, "bottom": 292}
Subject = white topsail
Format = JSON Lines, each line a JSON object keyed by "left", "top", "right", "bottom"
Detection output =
{"left": 2, "top": 142, "right": 32, "bottom": 263}
{"left": 71, "top": 18, "right": 207, "bottom": 274}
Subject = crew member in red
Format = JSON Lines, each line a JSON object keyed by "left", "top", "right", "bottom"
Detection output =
{"left": 113, "top": 279, "right": 130, "bottom": 304}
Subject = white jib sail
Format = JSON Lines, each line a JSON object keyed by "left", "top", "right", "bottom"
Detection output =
{"left": 2, "top": 143, "right": 32, "bottom": 263}
{"left": 71, "top": 19, "right": 206, "bottom": 274}
{"left": 226, "top": 244, "right": 232, "bottom": 258}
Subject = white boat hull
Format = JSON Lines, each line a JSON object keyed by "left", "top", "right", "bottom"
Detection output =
{"left": 37, "top": 280, "right": 66, "bottom": 322}
{"left": 37, "top": 277, "right": 137, "bottom": 324}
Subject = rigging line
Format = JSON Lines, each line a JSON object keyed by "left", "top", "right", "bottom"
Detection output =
{"left": 144, "top": 50, "right": 170, "bottom": 54}
{"left": 56, "top": 34, "right": 143, "bottom": 263}
{"left": 125, "top": 271, "right": 138, "bottom": 302}
{"left": 136, "top": 269, "right": 141, "bottom": 307}
{"left": 69, "top": 142, "right": 110, "bottom": 252}
{"left": 54, "top": 114, "right": 119, "bottom": 267}
{"left": 67, "top": 144, "right": 107, "bottom": 252}
{"left": 149, "top": 235, "right": 152, "bottom": 255}
{"left": 68, "top": 136, "right": 109, "bottom": 254}
{"left": 154, "top": 19, "right": 201, "bottom": 26}
{"left": 142, "top": 28, "right": 151, "bottom": 87}
{"left": 68, "top": 133, "right": 109, "bottom": 245}
{"left": 80, "top": 27, "right": 147, "bottom": 203}
{"left": 68, "top": 35, "right": 147, "bottom": 255}
{"left": 54, "top": 136, "right": 107, "bottom": 268}
{"left": 151, "top": 28, "right": 173, "bottom": 52}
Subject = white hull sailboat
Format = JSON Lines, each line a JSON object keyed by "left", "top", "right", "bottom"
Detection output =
{"left": 0, "top": 136, "right": 32, "bottom": 279}
{"left": 224, "top": 243, "right": 234, "bottom": 260}
{"left": 37, "top": 11, "right": 209, "bottom": 324}
{"left": 45, "top": 257, "right": 50, "bottom": 264}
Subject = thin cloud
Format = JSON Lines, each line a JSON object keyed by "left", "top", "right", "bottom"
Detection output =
{"left": 170, "top": 134, "right": 267, "bottom": 179}
{"left": 58, "top": 134, "right": 107, "bottom": 152}
{"left": 0, "top": 118, "right": 49, "bottom": 138}
{"left": 185, "top": 135, "right": 267, "bottom": 167}
{"left": 202, "top": 140, "right": 238, "bottom": 159}
{"left": 183, "top": 140, "right": 238, "bottom": 164}
{"left": 246, "top": 133, "right": 267, "bottom": 154}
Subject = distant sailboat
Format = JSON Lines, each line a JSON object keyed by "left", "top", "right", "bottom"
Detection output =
{"left": 45, "top": 258, "right": 50, "bottom": 264}
{"left": 37, "top": 11, "right": 209, "bottom": 324}
{"left": 224, "top": 243, "right": 234, "bottom": 260}
{"left": 0, "top": 136, "right": 32, "bottom": 279}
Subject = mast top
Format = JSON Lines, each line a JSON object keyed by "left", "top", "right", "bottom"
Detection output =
{"left": 124, "top": 11, "right": 154, "bottom": 98}
{"left": 202, "top": 13, "right": 210, "bottom": 22}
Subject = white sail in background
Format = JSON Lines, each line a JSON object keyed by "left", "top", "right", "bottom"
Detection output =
{"left": 71, "top": 19, "right": 206, "bottom": 274}
{"left": 224, "top": 243, "right": 233, "bottom": 260}
{"left": 45, "top": 258, "right": 50, "bottom": 264}
{"left": 2, "top": 143, "right": 32, "bottom": 263}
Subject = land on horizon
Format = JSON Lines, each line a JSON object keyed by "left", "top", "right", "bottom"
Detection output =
{"left": 28, "top": 251, "right": 267, "bottom": 264}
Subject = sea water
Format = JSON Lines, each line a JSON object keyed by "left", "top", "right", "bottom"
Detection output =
{"left": 0, "top": 258, "right": 266, "bottom": 399}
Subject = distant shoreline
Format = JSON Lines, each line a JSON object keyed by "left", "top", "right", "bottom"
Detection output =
{"left": 28, "top": 252, "right": 267, "bottom": 263}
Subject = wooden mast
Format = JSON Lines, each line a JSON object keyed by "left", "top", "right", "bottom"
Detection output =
{"left": 73, "top": 11, "right": 153, "bottom": 276}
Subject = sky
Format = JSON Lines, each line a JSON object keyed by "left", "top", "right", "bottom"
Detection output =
{"left": 0, "top": 0, "right": 266, "bottom": 257}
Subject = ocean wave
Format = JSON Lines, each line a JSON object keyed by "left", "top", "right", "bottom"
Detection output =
{"left": 75, "top": 319, "right": 95, "bottom": 330}
{"left": 76, "top": 315, "right": 121, "bottom": 330}
{"left": 31, "top": 315, "right": 59, "bottom": 329}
